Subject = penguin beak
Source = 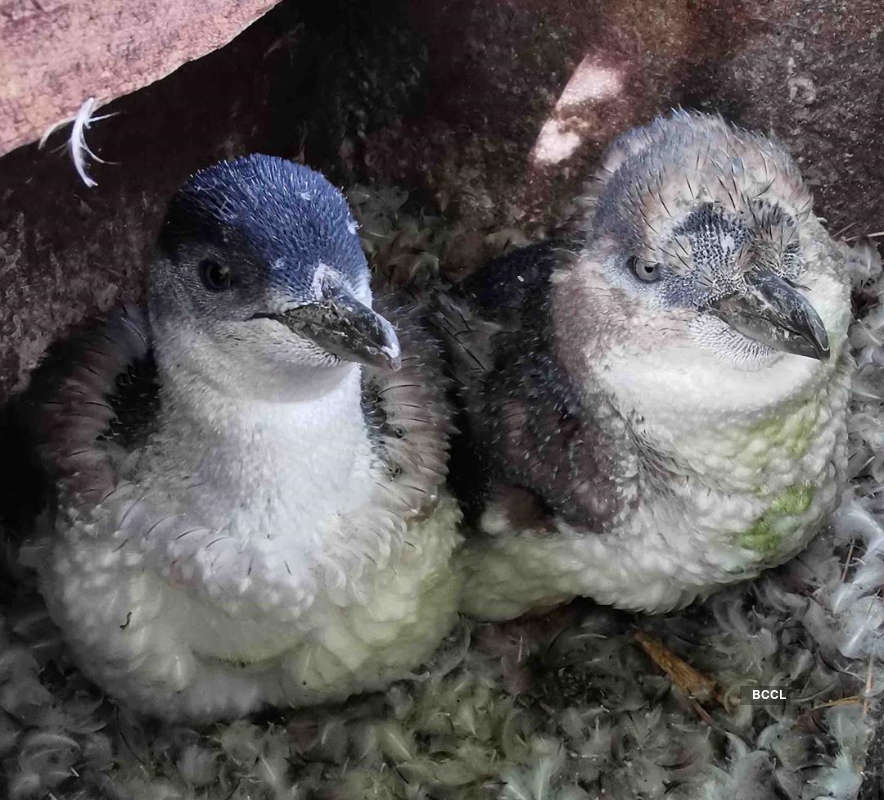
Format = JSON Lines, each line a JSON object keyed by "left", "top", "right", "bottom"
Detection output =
{"left": 257, "top": 282, "right": 402, "bottom": 371}
{"left": 708, "top": 269, "right": 830, "bottom": 361}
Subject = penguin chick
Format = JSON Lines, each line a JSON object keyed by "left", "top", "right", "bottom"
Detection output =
{"left": 20, "top": 155, "right": 461, "bottom": 721}
{"left": 441, "top": 111, "right": 852, "bottom": 620}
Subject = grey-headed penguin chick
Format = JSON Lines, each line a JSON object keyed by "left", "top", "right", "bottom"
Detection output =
{"left": 439, "top": 111, "right": 852, "bottom": 620}
{"left": 17, "top": 155, "right": 461, "bottom": 721}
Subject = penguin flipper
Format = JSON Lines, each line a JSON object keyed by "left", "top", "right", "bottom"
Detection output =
{"left": 9, "top": 305, "right": 156, "bottom": 521}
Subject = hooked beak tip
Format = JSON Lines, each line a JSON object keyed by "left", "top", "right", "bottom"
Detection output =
{"left": 711, "top": 270, "right": 832, "bottom": 362}
{"left": 788, "top": 301, "right": 831, "bottom": 362}
{"left": 257, "top": 281, "right": 403, "bottom": 371}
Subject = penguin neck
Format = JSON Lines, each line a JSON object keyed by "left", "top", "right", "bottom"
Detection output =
{"left": 149, "top": 359, "right": 378, "bottom": 535}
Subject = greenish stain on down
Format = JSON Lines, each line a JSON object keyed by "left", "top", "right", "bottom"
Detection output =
{"left": 786, "top": 411, "right": 819, "bottom": 458}
{"left": 739, "top": 484, "right": 815, "bottom": 558}
{"left": 746, "top": 400, "right": 820, "bottom": 461}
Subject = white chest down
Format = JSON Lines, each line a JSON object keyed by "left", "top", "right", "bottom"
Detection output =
{"left": 460, "top": 356, "right": 852, "bottom": 620}
{"left": 35, "top": 371, "right": 462, "bottom": 721}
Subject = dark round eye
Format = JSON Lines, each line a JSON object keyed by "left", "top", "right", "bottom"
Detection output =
{"left": 199, "top": 259, "right": 233, "bottom": 292}
{"left": 628, "top": 256, "right": 662, "bottom": 283}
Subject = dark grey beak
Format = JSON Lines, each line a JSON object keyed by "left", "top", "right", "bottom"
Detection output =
{"left": 708, "top": 269, "right": 830, "bottom": 361}
{"left": 257, "top": 281, "right": 401, "bottom": 371}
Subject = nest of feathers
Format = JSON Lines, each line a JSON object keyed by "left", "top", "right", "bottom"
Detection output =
{"left": 0, "top": 185, "right": 882, "bottom": 800}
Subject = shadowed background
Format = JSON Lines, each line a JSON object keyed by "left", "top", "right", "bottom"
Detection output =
{"left": 1, "top": 2, "right": 883, "bottom": 797}
{"left": 0, "top": 0, "right": 881, "bottom": 404}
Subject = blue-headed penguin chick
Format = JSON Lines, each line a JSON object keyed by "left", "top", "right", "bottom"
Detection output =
{"left": 439, "top": 112, "right": 852, "bottom": 620}
{"left": 19, "top": 155, "right": 461, "bottom": 721}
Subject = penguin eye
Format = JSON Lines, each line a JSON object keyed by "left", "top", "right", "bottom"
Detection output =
{"left": 199, "top": 259, "right": 233, "bottom": 292}
{"left": 628, "top": 256, "right": 662, "bottom": 283}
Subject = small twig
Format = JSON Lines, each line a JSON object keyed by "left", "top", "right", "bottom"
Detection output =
{"left": 809, "top": 695, "right": 863, "bottom": 712}
{"left": 689, "top": 699, "right": 715, "bottom": 725}
{"left": 845, "top": 231, "right": 884, "bottom": 243}
{"left": 634, "top": 631, "right": 726, "bottom": 710}
{"left": 842, "top": 539, "right": 857, "bottom": 582}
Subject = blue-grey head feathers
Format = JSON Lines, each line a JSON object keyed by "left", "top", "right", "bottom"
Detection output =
{"left": 157, "top": 155, "right": 368, "bottom": 303}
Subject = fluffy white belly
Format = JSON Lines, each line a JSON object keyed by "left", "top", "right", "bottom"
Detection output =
{"left": 35, "top": 495, "right": 462, "bottom": 720}
{"left": 460, "top": 364, "right": 851, "bottom": 619}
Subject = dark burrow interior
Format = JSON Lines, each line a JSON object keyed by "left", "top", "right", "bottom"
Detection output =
{"left": 1, "top": 1, "right": 882, "bottom": 798}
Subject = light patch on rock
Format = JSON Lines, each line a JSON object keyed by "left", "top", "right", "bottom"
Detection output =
{"left": 531, "top": 56, "right": 623, "bottom": 165}
{"left": 557, "top": 57, "right": 623, "bottom": 108}
{"left": 532, "top": 118, "right": 583, "bottom": 165}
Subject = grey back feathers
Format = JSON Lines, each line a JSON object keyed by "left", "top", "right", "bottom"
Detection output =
{"left": 437, "top": 241, "right": 628, "bottom": 530}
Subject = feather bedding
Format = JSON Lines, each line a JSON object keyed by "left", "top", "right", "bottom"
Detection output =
{"left": 0, "top": 186, "right": 881, "bottom": 800}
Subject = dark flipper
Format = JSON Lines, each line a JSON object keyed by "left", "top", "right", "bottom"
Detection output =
{"left": 360, "top": 292, "right": 454, "bottom": 520}
{"left": 1, "top": 305, "right": 156, "bottom": 533}
{"left": 459, "top": 239, "right": 569, "bottom": 325}
{"left": 434, "top": 239, "right": 630, "bottom": 534}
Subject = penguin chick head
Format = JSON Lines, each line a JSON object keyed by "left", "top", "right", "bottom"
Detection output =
{"left": 150, "top": 155, "right": 400, "bottom": 401}
{"left": 555, "top": 112, "right": 851, "bottom": 420}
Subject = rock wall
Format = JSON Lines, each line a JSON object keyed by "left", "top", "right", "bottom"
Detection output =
{"left": 0, "top": 0, "right": 881, "bottom": 402}
{"left": 0, "top": 0, "right": 280, "bottom": 156}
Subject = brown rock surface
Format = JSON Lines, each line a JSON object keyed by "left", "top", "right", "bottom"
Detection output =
{"left": 0, "top": 0, "right": 881, "bottom": 404}
{"left": 0, "top": 1, "right": 882, "bottom": 794}
{"left": 363, "top": 0, "right": 883, "bottom": 238}
{"left": 0, "top": 0, "right": 280, "bottom": 156}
